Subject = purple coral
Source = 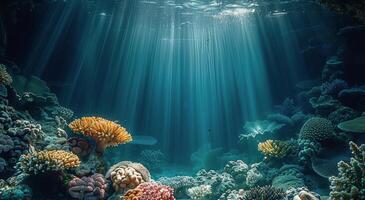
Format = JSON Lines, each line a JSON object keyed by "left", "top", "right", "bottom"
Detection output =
{"left": 321, "top": 79, "right": 348, "bottom": 97}
{"left": 68, "top": 173, "right": 108, "bottom": 200}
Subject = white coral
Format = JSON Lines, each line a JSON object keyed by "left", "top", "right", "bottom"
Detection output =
{"left": 187, "top": 185, "right": 212, "bottom": 200}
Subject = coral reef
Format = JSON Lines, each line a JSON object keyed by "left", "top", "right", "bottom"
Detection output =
{"left": 245, "top": 166, "right": 263, "bottom": 187}
{"left": 17, "top": 150, "right": 80, "bottom": 174}
{"left": 329, "top": 141, "right": 365, "bottom": 199}
{"left": 0, "top": 64, "right": 12, "bottom": 86}
{"left": 68, "top": 117, "right": 132, "bottom": 153}
{"left": 299, "top": 117, "right": 334, "bottom": 142}
{"left": 258, "top": 140, "right": 293, "bottom": 158}
{"left": 224, "top": 160, "right": 249, "bottom": 183}
{"left": 106, "top": 161, "right": 150, "bottom": 193}
{"left": 195, "top": 169, "right": 236, "bottom": 198}
{"left": 243, "top": 185, "right": 286, "bottom": 200}
{"left": 309, "top": 95, "right": 341, "bottom": 116}
{"left": 285, "top": 187, "right": 320, "bottom": 200}
{"left": 187, "top": 185, "right": 212, "bottom": 200}
{"left": 219, "top": 189, "right": 245, "bottom": 200}
{"left": 68, "top": 173, "right": 107, "bottom": 200}
{"left": 328, "top": 106, "right": 359, "bottom": 125}
{"left": 123, "top": 182, "right": 175, "bottom": 200}
{"left": 298, "top": 139, "right": 321, "bottom": 166}
{"left": 321, "top": 79, "right": 348, "bottom": 97}
{"left": 158, "top": 176, "right": 197, "bottom": 198}
{"left": 68, "top": 137, "right": 92, "bottom": 158}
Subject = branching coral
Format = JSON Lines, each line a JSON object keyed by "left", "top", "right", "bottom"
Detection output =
{"left": 106, "top": 161, "right": 150, "bottom": 192}
{"left": 299, "top": 117, "right": 334, "bottom": 142}
{"left": 17, "top": 150, "right": 80, "bottom": 174}
{"left": 187, "top": 185, "right": 212, "bottom": 200}
{"left": 123, "top": 182, "right": 175, "bottom": 200}
{"left": 68, "top": 117, "right": 132, "bottom": 153}
{"left": 329, "top": 141, "right": 365, "bottom": 199}
{"left": 68, "top": 173, "right": 107, "bottom": 200}
{"left": 243, "top": 185, "right": 286, "bottom": 200}
{"left": 0, "top": 64, "right": 12, "bottom": 86}
{"left": 258, "top": 140, "right": 293, "bottom": 158}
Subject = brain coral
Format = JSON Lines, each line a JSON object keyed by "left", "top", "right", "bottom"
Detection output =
{"left": 0, "top": 64, "right": 12, "bottom": 86}
{"left": 68, "top": 117, "right": 132, "bottom": 153}
{"left": 106, "top": 161, "right": 150, "bottom": 192}
{"left": 123, "top": 182, "right": 175, "bottom": 200}
{"left": 258, "top": 140, "right": 293, "bottom": 158}
{"left": 17, "top": 150, "right": 80, "bottom": 174}
{"left": 299, "top": 117, "right": 334, "bottom": 142}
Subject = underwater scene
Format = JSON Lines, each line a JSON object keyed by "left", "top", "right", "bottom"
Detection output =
{"left": 1, "top": 0, "right": 365, "bottom": 199}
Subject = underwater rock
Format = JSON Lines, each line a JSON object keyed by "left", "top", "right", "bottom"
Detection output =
{"left": 329, "top": 141, "right": 365, "bottom": 199}
{"left": 106, "top": 161, "right": 150, "bottom": 193}
{"left": 338, "top": 87, "right": 365, "bottom": 110}
{"left": 195, "top": 169, "right": 236, "bottom": 198}
{"left": 272, "top": 165, "right": 305, "bottom": 191}
{"left": 321, "top": 79, "right": 348, "bottom": 97}
{"left": 158, "top": 176, "right": 197, "bottom": 199}
{"left": 224, "top": 160, "right": 249, "bottom": 184}
{"left": 309, "top": 95, "right": 341, "bottom": 116}
{"left": 274, "top": 98, "right": 299, "bottom": 117}
{"left": 337, "top": 116, "right": 365, "bottom": 133}
{"left": 139, "top": 149, "right": 166, "bottom": 172}
{"left": 68, "top": 173, "right": 108, "bottom": 200}
{"left": 328, "top": 106, "right": 359, "bottom": 125}
{"left": 187, "top": 184, "right": 212, "bottom": 200}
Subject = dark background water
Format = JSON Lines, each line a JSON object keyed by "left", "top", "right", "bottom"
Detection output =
{"left": 0, "top": 0, "right": 343, "bottom": 164}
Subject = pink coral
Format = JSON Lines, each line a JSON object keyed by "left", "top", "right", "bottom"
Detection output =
{"left": 68, "top": 173, "right": 107, "bottom": 200}
{"left": 124, "top": 182, "right": 175, "bottom": 200}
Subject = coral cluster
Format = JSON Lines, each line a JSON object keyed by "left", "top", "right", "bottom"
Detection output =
{"left": 68, "top": 173, "right": 107, "bottom": 200}
{"left": 0, "top": 64, "right": 12, "bottom": 86}
{"left": 187, "top": 185, "right": 212, "bottom": 200}
{"left": 158, "top": 176, "right": 197, "bottom": 198}
{"left": 69, "top": 117, "right": 132, "bottom": 153}
{"left": 17, "top": 150, "right": 80, "bottom": 174}
{"left": 106, "top": 161, "right": 150, "bottom": 192}
{"left": 224, "top": 160, "right": 249, "bottom": 183}
{"left": 139, "top": 149, "right": 166, "bottom": 172}
{"left": 243, "top": 185, "right": 286, "bottom": 200}
{"left": 195, "top": 169, "right": 236, "bottom": 198}
{"left": 123, "top": 182, "right": 175, "bottom": 200}
{"left": 258, "top": 140, "right": 293, "bottom": 158}
{"left": 329, "top": 141, "right": 365, "bottom": 199}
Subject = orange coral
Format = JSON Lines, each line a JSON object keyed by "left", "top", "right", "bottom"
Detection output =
{"left": 68, "top": 117, "right": 132, "bottom": 153}
{"left": 123, "top": 188, "right": 143, "bottom": 200}
{"left": 18, "top": 150, "right": 80, "bottom": 174}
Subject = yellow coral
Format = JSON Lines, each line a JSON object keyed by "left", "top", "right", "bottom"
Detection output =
{"left": 0, "top": 64, "right": 12, "bottom": 85}
{"left": 69, "top": 117, "right": 132, "bottom": 153}
{"left": 18, "top": 150, "right": 80, "bottom": 174}
{"left": 258, "top": 140, "right": 292, "bottom": 158}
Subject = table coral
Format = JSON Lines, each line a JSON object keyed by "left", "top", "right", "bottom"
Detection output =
{"left": 17, "top": 150, "right": 80, "bottom": 174}
{"left": 68, "top": 117, "right": 132, "bottom": 153}
{"left": 258, "top": 140, "right": 293, "bottom": 158}
{"left": 106, "top": 161, "right": 150, "bottom": 193}
{"left": 299, "top": 117, "right": 334, "bottom": 142}
{"left": 329, "top": 141, "right": 365, "bottom": 199}
{"left": 68, "top": 173, "right": 107, "bottom": 200}
{"left": 123, "top": 182, "right": 175, "bottom": 200}
{"left": 0, "top": 64, "right": 12, "bottom": 86}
